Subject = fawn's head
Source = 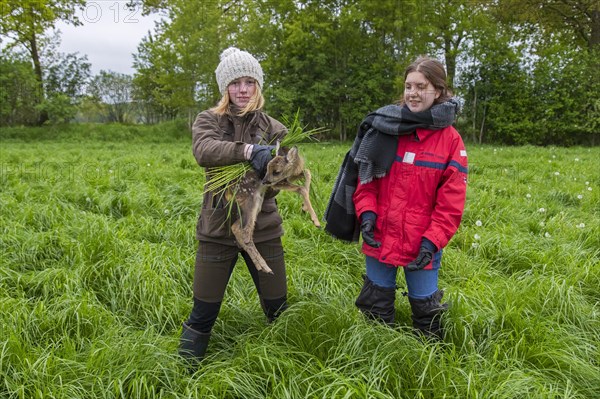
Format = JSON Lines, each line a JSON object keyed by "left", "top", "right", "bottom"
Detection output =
{"left": 262, "top": 142, "right": 304, "bottom": 185}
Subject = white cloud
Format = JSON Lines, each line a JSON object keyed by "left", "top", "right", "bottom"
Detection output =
{"left": 53, "top": 1, "right": 162, "bottom": 76}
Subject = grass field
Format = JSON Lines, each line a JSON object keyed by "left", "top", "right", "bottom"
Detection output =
{"left": 1, "top": 125, "right": 599, "bottom": 398}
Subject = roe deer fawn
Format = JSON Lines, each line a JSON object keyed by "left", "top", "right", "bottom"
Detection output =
{"left": 225, "top": 143, "right": 321, "bottom": 274}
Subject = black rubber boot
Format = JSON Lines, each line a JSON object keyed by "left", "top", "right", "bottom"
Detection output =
{"left": 408, "top": 289, "right": 449, "bottom": 340}
{"left": 178, "top": 322, "right": 211, "bottom": 365}
{"left": 355, "top": 275, "right": 396, "bottom": 325}
{"left": 260, "top": 295, "right": 288, "bottom": 323}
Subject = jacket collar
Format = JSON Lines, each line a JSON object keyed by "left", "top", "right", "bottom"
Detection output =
{"left": 227, "top": 107, "right": 270, "bottom": 132}
{"left": 414, "top": 127, "right": 447, "bottom": 141}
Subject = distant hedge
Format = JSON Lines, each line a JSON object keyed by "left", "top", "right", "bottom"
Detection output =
{"left": 0, "top": 120, "right": 191, "bottom": 143}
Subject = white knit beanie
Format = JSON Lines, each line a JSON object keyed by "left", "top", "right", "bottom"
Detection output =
{"left": 215, "top": 47, "right": 264, "bottom": 95}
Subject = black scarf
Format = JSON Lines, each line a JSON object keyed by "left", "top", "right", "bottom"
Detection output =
{"left": 323, "top": 98, "right": 460, "bottom": 242}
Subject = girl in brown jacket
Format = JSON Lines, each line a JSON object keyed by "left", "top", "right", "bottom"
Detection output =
{"left": 179, "top": 47, "right": 288, "bottom": 364}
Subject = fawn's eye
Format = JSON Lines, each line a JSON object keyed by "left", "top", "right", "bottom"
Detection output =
{"left": 273, "top": 171, "right": 281, "bottom": 176}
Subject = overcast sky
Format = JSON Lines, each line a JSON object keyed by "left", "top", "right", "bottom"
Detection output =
{"left": 53, "top": 1, "right": 163, "bottom": 76}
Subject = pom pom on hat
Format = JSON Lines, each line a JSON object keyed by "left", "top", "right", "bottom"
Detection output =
{"left": 219, "top": 47, "right": 239, "bottom": 60}
{"left": 215, "top": 47, "right": 264, "bottom": 95}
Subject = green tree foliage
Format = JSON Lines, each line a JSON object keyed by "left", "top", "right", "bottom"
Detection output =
{"left": 531, "top": 46, "right": 599, "bottom": 145}
{"left": 1, "top": 0, "right": 597, "bottom": 144}
{"left": 132, "top": 0, "right": 500, "bottom": 141}
{"left": 457, "top": 0, "right": 600, "bottom": 145}
{"left": 495, "top": 0, "right": 600, "bottom": 51}
{"left": 132, "top": 31, "right": 177, "bottom": 124}
{"left": 39, "top": 35, "right": 91, "bottom": 124}
{"left": 132, "top": 1, "right": 224, "bottom": 126}
{"left": 260, "top": 0, "right": 402, "bottom": 140}
{"left": 405, "top": 0, "right": 487, "bottom": 88}
{"left": 229, "top": 0, "right": 418, "bottom": 139}
{"left": 0, "top": 51, "right": 38, "bottom": 126}
{"left": 458, "top": 24, "right": 535, "bottom": 144}
{"left": 0, "top": 0, "right": 86, "bottom": 124}
{"left": 88, "top": 71, "right": 134, "bottom": 123}
{"left": 36, "top": 93, "right": 77, "bottom": 124}
{"left": 0, "top": 42, "right": 89, "bottom": 125}
{"left": 44, "top": 52, "right": 90, "bottom": 100}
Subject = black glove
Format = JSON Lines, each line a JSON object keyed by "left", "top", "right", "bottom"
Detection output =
{"left": 406, "top": 237, "right": 437, "bottom": 272}
{"left": 249, "top": 144, "right": 275, "bottom": 178}
{"left": 360, "top": 211, "right": 381, "bottom": 248}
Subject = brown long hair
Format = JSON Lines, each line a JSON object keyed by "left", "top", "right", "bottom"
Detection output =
{"left": 402, "top": 56, "right": 452, "bottom": 105}
{"left": 211, "top": 84, "right": 265, "bottom": 116}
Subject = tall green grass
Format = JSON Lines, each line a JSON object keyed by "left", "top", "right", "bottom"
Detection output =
{"left": 1, "top": 128, "right": 598, "bottom": 398}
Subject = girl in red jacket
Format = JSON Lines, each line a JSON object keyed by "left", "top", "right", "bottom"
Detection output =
{"left": 351, "top": 56, "right": 468, "bottom": 338}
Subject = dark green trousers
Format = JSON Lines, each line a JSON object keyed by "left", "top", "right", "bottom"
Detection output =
{"left": 186, "top": 237, "right": 287, "bottom": 332}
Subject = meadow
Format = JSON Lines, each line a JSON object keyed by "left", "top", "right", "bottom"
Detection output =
{"left": 0, "top": 125, "right": 598, "bottom": 399}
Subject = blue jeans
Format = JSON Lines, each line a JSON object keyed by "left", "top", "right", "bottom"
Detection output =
{"left": 365, "top": 255, "right": 440, "bottom": 299}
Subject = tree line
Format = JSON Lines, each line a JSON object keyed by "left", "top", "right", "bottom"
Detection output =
{"left": 1, "top": 0, "right": 598, "bottom": 145}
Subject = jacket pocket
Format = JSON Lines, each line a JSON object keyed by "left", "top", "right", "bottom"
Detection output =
{"left": 261, "top": 198, "right": 277, "bottom": 212}
{"left": 196, "top": 208, "right": 232, "bottom": 239}
{"left": 403, "top": 211, "right": 430, "bottom": 259}
{"left": 255, "top": 199, "right": 282, "bottom": 231}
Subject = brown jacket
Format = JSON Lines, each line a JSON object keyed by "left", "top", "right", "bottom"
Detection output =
{"left": 192, "top": 109, "right": 287, "bottom": 244}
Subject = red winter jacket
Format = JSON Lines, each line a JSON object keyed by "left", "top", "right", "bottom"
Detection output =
{"left": 353, "top": 126, "right": 468, "bottom": 268}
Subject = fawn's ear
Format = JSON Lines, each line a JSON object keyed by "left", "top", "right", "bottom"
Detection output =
{"left": 275, "top": 140, "right": 290, "bottom": 157}
{"left": 276, "top": 141, "right": 290, "bottom": 157}
{"left": 285, "top": 146, "right": 299, "bottom": 162}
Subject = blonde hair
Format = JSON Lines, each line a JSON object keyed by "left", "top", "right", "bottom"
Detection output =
{"left": 211, "top": 84, "right": 265, "bottom": 116}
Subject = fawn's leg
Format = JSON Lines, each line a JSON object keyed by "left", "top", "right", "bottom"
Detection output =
{"left": 301, "top": 170, "right": 321, "bottom": 227}
{"left": 299, "top": 188, "right": 321, "bottom": 228}
{"left": 230, "top": 189, "right": 273, "bottom": 274}
{"left": 274, "top": 179, "right": 321, "bottom": 228}
{"left": 231, "top": 221, "right": 273, "bottom": 274}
